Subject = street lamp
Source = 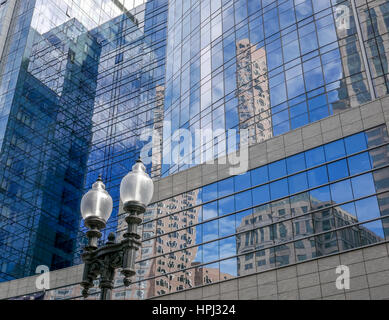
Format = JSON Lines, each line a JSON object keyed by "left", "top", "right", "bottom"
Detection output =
{"left": 80, "top": 159, "right": 154, "bottom": 300}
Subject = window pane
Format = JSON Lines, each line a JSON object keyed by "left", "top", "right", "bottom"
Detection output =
{"left": 235, "top": 190, "right": 253, "bottom": 211}
{"left": 203, "top": 201, "right": 218, "bottom": 220}
{"left": 305, "top": 146, "right": 325, "bottom": 168}
{"left": 218, "top": 195, "right": 235, "bottom": 216}
{"left": 270, "top": 178, "right": 289, "bottom": 200}
{"left": 269, "top": 159, "right": 287, "bottom": 180}
{"left": 360, "top": 220, "right": 385, "bottom": 244}
{"left": 308, "top": 165, "right": 328, "bottom": 188}
{"left": 202, "top": 183, "right": 218, "bottom": 202}
{"left": 203, "top": 220, "right": 219, "bottom": 242}
{"left": 325, "top": 140, "right": 346, "bottom": 162}
{"left": 330, "top": 180, "right": 353, "bottom": 204}
{"left": 348, "top": 152, "right": 371, "bottom": 175}
{"left": 218, "top": 177, "right": 234, "bottom": 197}
{"left": 327, "top": 159, "right": 349, "bottom": 182}
{"left": 234, "top": 171, "right": 251, "bottom": 192}
{"left": 252, "top": 184, "right": 270, "bottom": 206}
{"left": 289, "top": 172, "right": 308, "bottom": 194}
{"left": 219, "top": 215, "right": 236, "bottom": 238}
{"left": 287, "top": 153, "right": 306, "bottom": 174}
{"left": 251, "top": 165, "right": 269, "bottom": 186}
{"left": 355, "top": 196, "right": 381, "bottom": 222}
{"left": 344, "top": 132, "right": 367, "bottom": 155}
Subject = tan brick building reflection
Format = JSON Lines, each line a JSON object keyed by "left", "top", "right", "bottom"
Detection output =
{"left": 236, "top": 194, "right": 383, "bottom": 277}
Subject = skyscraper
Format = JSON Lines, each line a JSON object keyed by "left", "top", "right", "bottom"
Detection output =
{"left": 1, "top": 0, "right": 389, "bottom": 301}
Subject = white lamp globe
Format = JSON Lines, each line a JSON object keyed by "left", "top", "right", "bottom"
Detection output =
{"left": 80, "top": 176, "right": 113, "bottom": 229}
{"left": 120, "top": 160, "right": 154, "bottom": 212}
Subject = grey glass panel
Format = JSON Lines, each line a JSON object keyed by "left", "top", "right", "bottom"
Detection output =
{"left": 255, "top": 248, "right": 275, "bottom": 272}
{"left": 271, "top": 198, "right": 291, "bottom": 221}
{"left": 236, "top": 209, "right": 253, "bottom": 232}
{"left": 315, "top": 231, "right": 339, "bottom": 256}
{"left": 377, "top": 192, "right": 389, "bottom": 217}
{"left": 203, "top": 240, "right": 220, "bottom": 264}
{"left": 290, "top": 192, "right": 310, "bottom": 216}
{"left": 351, "top": 173, "right": 376, "bottom": 199}
{"left": 293, "top": 214, "right": 314, "bottom": 238}
{"left": 369, "top": 145, "right": 389, "bottom": 169}
{"left": 313, "top": 207, "right": 336, "bottom": 233}
{"left": 334, "top": 203, "right": 357, "bottom": 228}
{"left": 253, "top": 204, "right": 272, "bottom": 226}
{"left": 366, "top": 125, "right": 389, "bottom": 148}
{"left": 275, "top": 243, "right": 295, "bottom": 268}
{"left": 337, "top": 226, "right": 362, "bottom": 251}
{"left": 203, "top": 220, "right": 219, "bottom": 242}
{"left": 373, "top": 167, "right": 389, "bottom": 193}
{"left": 310, "top": 186, "right": 331, "bottom": 207}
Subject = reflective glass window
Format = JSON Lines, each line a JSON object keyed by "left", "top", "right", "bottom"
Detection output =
{"left": 327, "top": 159, "right": 349, "bottom": 182}
{"left": 355, "top": 196, "right": 381, "bottom": 222}
{"left": 218, "top": 195, "right": 235, "bottom": 216}
{"left": 348, "top": 152, "right": 371, "bottom": 175}
{"left": 305, "top": 146, "right": 325, "bottom": 168}
{"left": 351, "top": 173, "right": 376, "bottom": 199}
{"left": 270, "top": 178, "right": 289, "bottom": 200}
{"left": 269, "top": 159, "right": 287, "bottom": 180}
{"left": 344, "top": 132, "right": 367, "bottom": 155}
{"left": 252, "top": 185, "right": 270, "bottom": 207}
{"left": 331, "top": 180, "right": 353, "bottom": 204}
{"left": 324, "top": 140, "right": 346, "bottom": 162}
{"left": 203, "top": 201, "right": 218, "bottom": 220}
{"left": 307, "top": 165, "right": 328, "bottom": 188}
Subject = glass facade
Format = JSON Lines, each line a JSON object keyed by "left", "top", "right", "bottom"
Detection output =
{"left": 129, "top": 125, "right": 389, "bottom": 299}
{"left": 1, "top": 0, "right": 389, "bottom": 300}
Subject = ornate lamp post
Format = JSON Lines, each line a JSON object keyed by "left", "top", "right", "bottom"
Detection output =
{"left": 80, "top": 160, "right": 154, "bottom": 300}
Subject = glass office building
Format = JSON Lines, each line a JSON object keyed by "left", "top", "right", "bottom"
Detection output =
{"left": 1, "top": 0, "right": 389, "bottom": 300}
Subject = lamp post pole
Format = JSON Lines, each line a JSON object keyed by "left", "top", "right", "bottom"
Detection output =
{"left": 79, "top": 160, "right": 154, "bottom": 300}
